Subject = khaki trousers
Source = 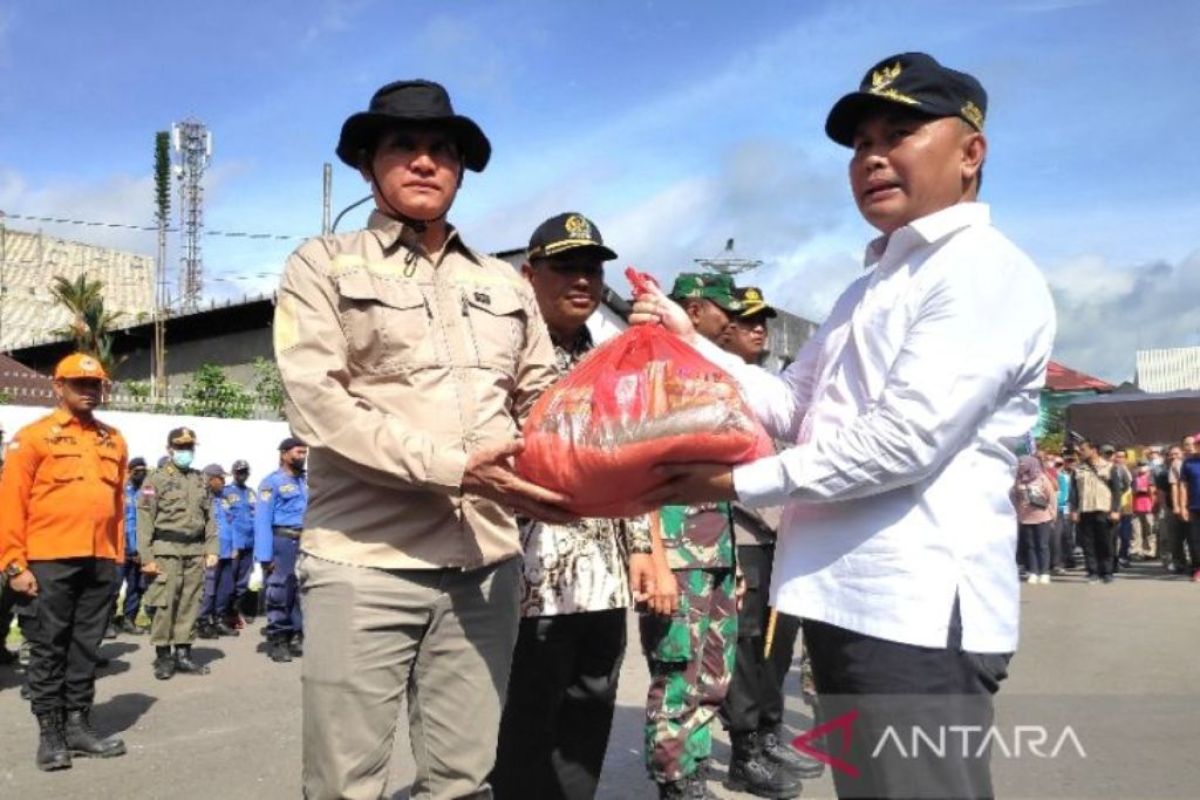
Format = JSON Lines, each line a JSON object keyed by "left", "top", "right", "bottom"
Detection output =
{"left": 299, "top": 553, "right": 521, "bottom": 800}
{"left": 1131, "top": 512, "right": 1157, "bottom": 558}
{"left": 146, "top": 554, "right": 205, "bottom": 647}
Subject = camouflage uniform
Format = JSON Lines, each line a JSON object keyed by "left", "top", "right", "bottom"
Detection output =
{"left": 640, "top": 502, "right": 737, "bottom": 784}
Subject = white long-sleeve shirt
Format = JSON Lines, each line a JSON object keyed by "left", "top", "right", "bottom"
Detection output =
{"left": 697, "top": 203, "right": 1056, "bottom": 653}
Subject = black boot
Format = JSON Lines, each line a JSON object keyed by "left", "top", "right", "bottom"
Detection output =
{"left": 35, "top": 711, "right": 72, "bottom": 771}
{"left": 153, "top": 646, "right": 176, "bottom": 680}
{"left": 103, "top": 621, "right": 118, "bottom": 640}
{"left": 214, "top": 619, "right": 240, "bottom": 637}
{"left": 268, "top": 635, "right": 293, "bottom": 663}
{"left": 64, "top": 709, "right": 126, "bottom": 758}
{"left": 761, "top": 726, "right": 825, "bottom": 779}
{"left": 174, "top": 645, "right": 210, "bottom": 674}
{"left": 287, "top": 633, "right": 304, "bottom": 657}
{"left": 196, "top": 617, "right": 219, "bottom": 640}
{"left": 725, "top": 731, "right": 802, "bottom": 799}
{"left": 658, "top": 762, "right": 716, "bottom": 799}
{"left": 117, "top": 617, "right": 147, "bottom": 636}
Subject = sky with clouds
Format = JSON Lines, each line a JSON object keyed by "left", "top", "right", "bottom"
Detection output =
{"left": 1, "top": 0, "right": 1196, "bottom": 382}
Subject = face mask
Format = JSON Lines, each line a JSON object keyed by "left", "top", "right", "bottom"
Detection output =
{"left": 172, "top": 450, "right": 195, "bottom": 470}
{"left": 1151, "top": 457, "right": 1163, "bottom": 466}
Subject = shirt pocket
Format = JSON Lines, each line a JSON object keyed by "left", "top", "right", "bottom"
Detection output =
{"left": 335, "top": 271, "right": 432, "bottom": 371}
{"left": 44, "top": 445, "right": 84, "bottom": 483}
{"left": 97, "top": 451, "right": 122, "bottom": 487}
{"left": 459, "top": 285, "right": 526, "bottom": 375}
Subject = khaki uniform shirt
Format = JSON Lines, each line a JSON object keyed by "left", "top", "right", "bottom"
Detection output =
{"left": 136, "top": 463, "right": 217, "bottom": 557}
{"left": 275, "top": 212, "right": 558, "bottom": 570}
{"left": 1070, "top": 460, "right": 1121, "bottom": 515}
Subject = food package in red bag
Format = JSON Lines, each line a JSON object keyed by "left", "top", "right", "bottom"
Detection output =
{"left": 515, "top": 268, "right": 773, "bottom": 518}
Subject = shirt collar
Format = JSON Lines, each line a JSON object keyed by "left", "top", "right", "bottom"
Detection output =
{"left": 864, "top": 202, "right": 990, "bottom": 269}
{"left": 366, "top": 210, "right": 474, "bottom": 263}
{"left": 551, "top": 325, "right": 594, "bottom": 357}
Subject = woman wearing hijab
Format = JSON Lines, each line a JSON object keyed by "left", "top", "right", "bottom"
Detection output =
{"left": 1011, "top": 455, "right": 1059, "bottom": 584}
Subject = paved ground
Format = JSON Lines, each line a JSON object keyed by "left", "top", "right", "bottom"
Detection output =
{"left": 2, "top": 562, "right": 1198, "bottom": 799}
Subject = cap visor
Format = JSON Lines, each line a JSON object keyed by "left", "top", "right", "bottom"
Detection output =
{"left": 537, "top": 240, "right": 618, "bottom": 261}
{"left": 740, "top": 304, "right": 777, "bottom": 318}
{"left": 825, "top": 92, "right": 936, "bottom": 147}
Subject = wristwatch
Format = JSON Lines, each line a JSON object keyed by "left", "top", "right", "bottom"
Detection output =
{"left": 4, "top": 561, "right": 25, "bottom": 578}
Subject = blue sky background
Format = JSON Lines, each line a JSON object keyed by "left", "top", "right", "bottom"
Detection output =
{"left": 1, "top": 0, "right": 1197, "bottom": 381}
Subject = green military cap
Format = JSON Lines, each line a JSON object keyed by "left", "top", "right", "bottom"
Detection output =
{"left": 735, "top": 287, "right": 778, "bottom": 319}
{"left": 668, "top": 272, "right": 743, "bottom": 313}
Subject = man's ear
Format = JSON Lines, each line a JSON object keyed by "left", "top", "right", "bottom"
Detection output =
{"left": 962, "top": 132, "right": 987, "bottom": 185}
{"left": 520, "top": 261, "right": 534, "bottom": 282}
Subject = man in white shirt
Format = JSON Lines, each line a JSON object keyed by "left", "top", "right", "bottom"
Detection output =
{"left": 631, "top": 52, "right": 1056, "bottom": 799}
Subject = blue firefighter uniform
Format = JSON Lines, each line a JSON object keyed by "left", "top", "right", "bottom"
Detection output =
{"left": 117, "top": 481, "right": 146, "bottom": 623}
{"left": 198, "top": 489, "right": 236, "bottom": 629}
{"left": 221, "top": 481, "right": 257, "bottom": 616}
{"left": 254, "top": 468, "right": 308, "bottom": 642}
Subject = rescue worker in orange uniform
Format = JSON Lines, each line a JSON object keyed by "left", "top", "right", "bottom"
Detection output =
{"left": 0, "top": 353, "right": 129, "bottom": 771}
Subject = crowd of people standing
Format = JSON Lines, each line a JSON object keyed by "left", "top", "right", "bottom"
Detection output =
{"left": 1013, "top": 435, "right": 1200, "bottom": 584}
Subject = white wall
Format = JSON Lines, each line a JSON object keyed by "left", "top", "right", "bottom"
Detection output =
{"left": 1, "top": 405, "right": 291, "bottom": 486}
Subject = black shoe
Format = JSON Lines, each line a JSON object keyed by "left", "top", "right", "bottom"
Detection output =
{"left": 726, "top": 732, "right": 803, "bottom": 798}
{"left": 117, "top": 618, "right": 147, "bottom": 636}
{"left": 153, "top": 655, "right": 176, "bottom": 680}
{"left": 35, "top": 712, "right": 72, "bottom": 771}
{"left": 174, "top": 648, "right": 210, "bottom": 675}
{"left": 268, "top": 637, "right": 293, "bottom": 663}
{"left": 1102, "top": 574, "right": 1115, "bottom": 584}
{"left": 103, "top": 622, "right": 118, "bottom": 640}
{"left": 288, "top": 634, "right": 304, "bottom": 657}
{"left": 761, "top": 727, "right": 825, "bottom": 779}
{"left": 64, "top": 709, "right": 126, "bottom": 758}
{"left": 214, "top": 620, "right": 240, "bottom": 637}
{"left": 21, "top": 683, "right": 32, "bottom": 700}
{"left": 196, "top": 619, "right": 219, "bottom": 640}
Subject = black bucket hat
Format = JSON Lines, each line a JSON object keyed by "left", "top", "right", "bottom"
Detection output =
{"left": 336, "top": 79, "right": 491, "bottom": 172}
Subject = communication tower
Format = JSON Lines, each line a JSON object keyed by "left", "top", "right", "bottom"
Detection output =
{"left": 693, "top": 238, "right": 762, "bottom": 276}
{"left": 171, "top": 119, "right": 212, "bottom": 311}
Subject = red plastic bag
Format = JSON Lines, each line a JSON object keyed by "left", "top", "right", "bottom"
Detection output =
{"left": 515, "top": 269, "right": 772, "bottom": 517}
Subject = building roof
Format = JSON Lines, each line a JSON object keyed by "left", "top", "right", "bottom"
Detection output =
{"left": 1135, "top": 346, "right": 1200, "bottom": 393}
{"left": 0, "top": 227, "right": 155, "bottom": 350}
{"left": 0, "top": 352, "right": 55, "bottom": 407}
{"left": 1045, "top": 360, "right": 1113, "bottom": 393}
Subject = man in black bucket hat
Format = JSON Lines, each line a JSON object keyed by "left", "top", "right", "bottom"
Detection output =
{"left": 275, "top": 80, "right": 569, "bottom": 799}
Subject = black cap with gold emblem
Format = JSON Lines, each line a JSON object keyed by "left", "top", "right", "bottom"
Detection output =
{"left": 527, "top": 212, "right": 618, "bottom": 262}
{"left": 825, "top": 52, "right": 987, "bottom": 148}
{"left": 735, "top": 287, "right": 778, "bottom": 319}
{"left": 167, "top": 427, "right": 197, "bottom": 447}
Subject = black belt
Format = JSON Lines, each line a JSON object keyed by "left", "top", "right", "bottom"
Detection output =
{"left": 154, "top": 530, "right": 204, "bottom": 545}
{"left": 273, "top": 527, "right": 302, "bottom": 540}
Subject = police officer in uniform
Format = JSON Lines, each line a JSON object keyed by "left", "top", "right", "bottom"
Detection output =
{"left": 254, "top": 438, "right": 308, "bottom": 663}
{"left": 223, "top": 459, "right": 256, "bottom": 628}
{"left": 720, "top": 288, "right": 824, "bottom": 796}
{"left": 112, "top": 457, "right": 149, "bottom": 635}
{"left": 137, "top": 427, "right": 217, "bottom": 680}
{"left": 197, "top": 464, "right": 238, "bottom": 638}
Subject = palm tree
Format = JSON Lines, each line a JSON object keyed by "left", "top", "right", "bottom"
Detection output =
{"left": 50, "top": 274, "right": 124, "bottom": 374}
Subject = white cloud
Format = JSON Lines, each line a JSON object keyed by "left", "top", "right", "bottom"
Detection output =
{"left": 1046, "top": 250, "right": 1200, "bottom": 384}
{"left": 302, "top": 0, "right": 372, "bottom": 45}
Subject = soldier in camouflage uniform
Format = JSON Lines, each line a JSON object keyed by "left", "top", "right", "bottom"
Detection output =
{"left": 137, "top": 427, "right": 217, "bottom": 681}
{"left": 640, "top": 502, "right": 738, "bottom": 799}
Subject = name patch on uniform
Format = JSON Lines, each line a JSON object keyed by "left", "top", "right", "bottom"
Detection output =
{"left": 279, "top": 484, "right": 297, "bottom": 496}
{"left": 141, "top": 486, "right": 156, "bottom": 496}
{"left": 260, "top": 489, "right": 272, "bottom": 501}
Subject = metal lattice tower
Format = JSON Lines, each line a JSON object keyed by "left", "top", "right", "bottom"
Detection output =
{"left": 693, "top": 238, "right": 762, "bottom": 276}
{"left": 172, "top": 119, "right": 212, "bottom": 311}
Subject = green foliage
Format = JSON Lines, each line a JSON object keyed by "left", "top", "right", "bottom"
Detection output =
{"left": 1038, "top": 404, "right": 1067, "bottom": 455}
{"left": 154, "top": 131, "right": 171, "bottom": 224}
{"left": 179, "top": 363, "right": 254, "bottom": 420}
{"left": 252, "top": 357, "right": 285, "bottom": 419}
{"left": 49, "top": 274, "right": 124, "bottom": 374}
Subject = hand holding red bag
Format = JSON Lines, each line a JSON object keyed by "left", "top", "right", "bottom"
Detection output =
{"left": 515, "top": 269, "right": 772, "bottom": 517}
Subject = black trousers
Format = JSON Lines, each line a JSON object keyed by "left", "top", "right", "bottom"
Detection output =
{"left": 803, "top": 603, "right": 1011, "bottom": 800}
{"left": 491, "top": 608, "right": 627, "bottom": 800}
{"left": 721, "top": 543, "right": 800, "bottom": 734}
{"left": 1077, "top": 512, "right": 1114, "bottom": 578}
{"left": 19, "top": 558, "right": 118, "bottom": 716}
{"left": 0, "top": 580, "right": 18, "bottom": 649}
{"left": 1188, "top": 517, "right": 1200, "bottom": 571}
